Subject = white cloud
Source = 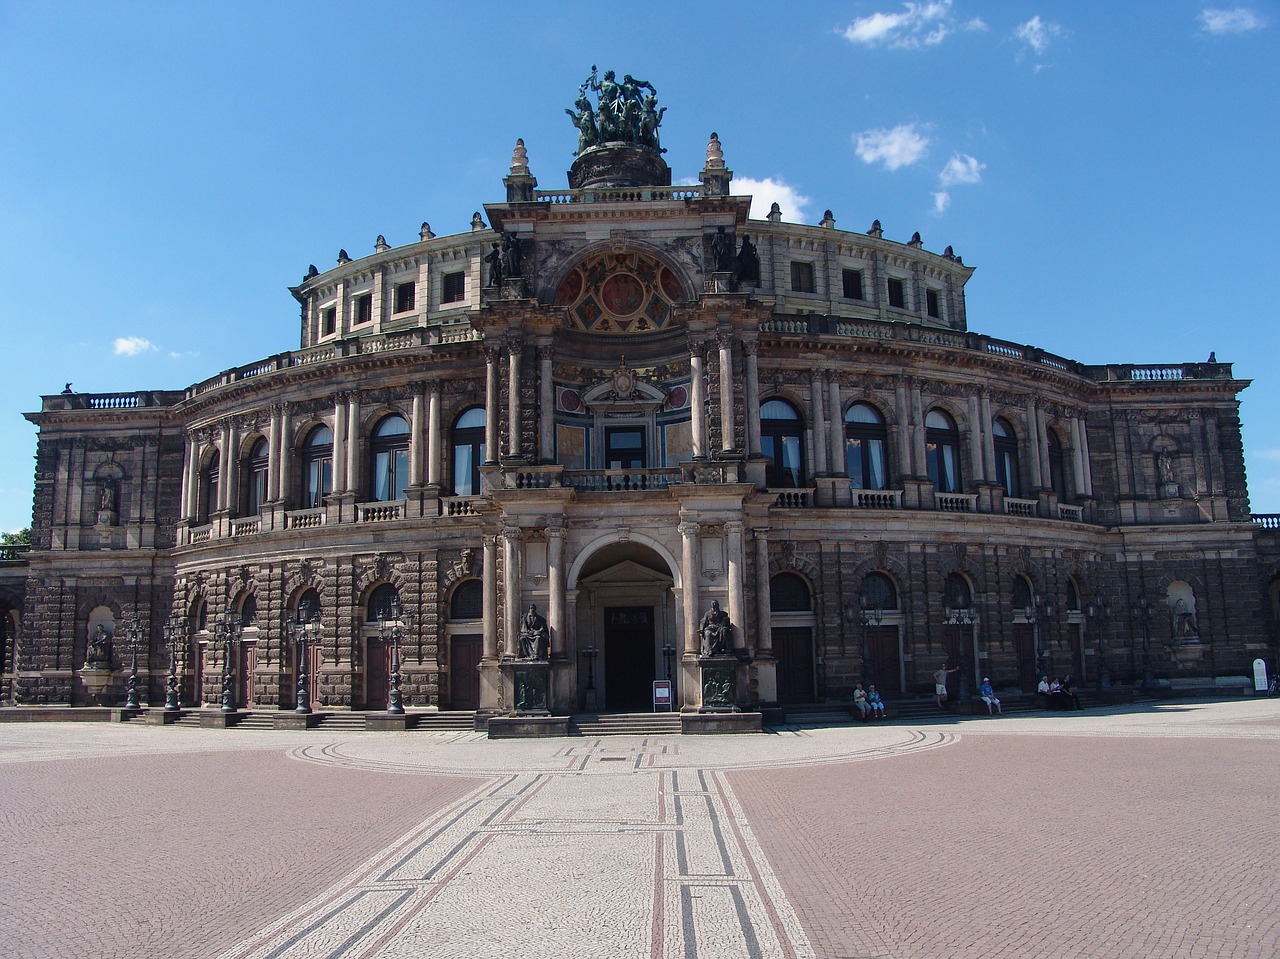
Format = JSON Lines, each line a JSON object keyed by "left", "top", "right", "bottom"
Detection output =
{"left": 932, "top": 191, "right": 951, "bottom": 215}
{"left": 734, "top": 176, "right": 812, "bottom": 222}
{"left": 840, "top": 1, "right": 956, "bottom": 49}
{"left": 114, "top": 336, "right": 157, "bottom": 356}
{"left": 855, "top": 124, "right": 930, "bottom": 171}
{"left": 1256, "top": 448, "right": 1280, "bottom": 462}
{"left": 1013, "top": 15, "right": 1063, "bottom": 55}
{"left": 1199, "top": 7, "right": 1267, "bottom": 34}
{"left": 939, "top": 153, "right": 985, "bottom": 187}
{"left": 964, "top": 17, "right": 988, "bottom": 31}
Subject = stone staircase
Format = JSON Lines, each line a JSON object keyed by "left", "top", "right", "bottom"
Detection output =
{"left": 409, "top": 711, "right": 478, "bottom": 731}
{"left": 571, "top": 712, "right": 681, "bottom": 736}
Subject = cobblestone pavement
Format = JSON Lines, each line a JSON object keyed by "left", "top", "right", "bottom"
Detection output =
{"left": 1, "top": 699, "right": 1277, "bottom": 958}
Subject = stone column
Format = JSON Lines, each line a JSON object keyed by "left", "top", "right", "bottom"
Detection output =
{"left": 1080, "top": 416, "right": 1094, "bottom": 496}
{"left": 266, "top": 407, "right": 282, "bottom": 503}
{"left": 484, "top": 346, "right": 501, "bottom": 465}
{"left": 679, "top": 521, "right": 701, "bottom": 656}
{"left": 502, "top": 526, "right": 522, "bottom": 658}
{"left": 183, "top": 434, "right": 199, "bottom": 521}
{"left": 726, "top": 521, "right": 746, "bottom": 654}
{"left": 482, "top": 534, "right": 498, "bottom": 661}
{"left": 967, "top": 393, "right": 984, "bottom": 483}
{"left": 221, "top": 422, "right": 239, "bottom": 513}
{"left": 810, "top": 368, "right": 828, "bottom": 474}
{"left": 894, "top": 378, "right": 913, "bottom": 476}
{"left": 332, "top": 396, "right": 348, "bottom": 493}
{"left": 506, "top": 336, "right": 522, "bottom": 459}
{"left": 743, "top": 340, "right": 761, "bottom": 458}
{"left": 911, "top": 383, "right": 926, "bottom": 479}
{"left": 547, "top": 525, "right": 564, "bottom": 658}
{"left": 538, "top": 344, "right": 554, "bottom": 462}
{"left": 980, "top": 390, "right": 996, "bottom": 481}
{"left": 346, "top": 392, "right": 361, "bottom": 494}
{"left": 427, "top": 385, "right": 442, "bottom": 488}
{"left": 754, "top": 530, "right": 772, "bottom": 656}
{"left": 1070, "top": 416, "right": 1086, "bottom": 496}
{"left": 689, "top": 339, "right": 707, "bottom": 459}
{"left": 717, "top": 333, "right": 736, "bottom": 452}
{"left": 277, "top": 404, "right": 292, "bottom": 504}
{"left": 409, "top": 387, "right": 425, "bottom": 488}
{"left": 827, "top": 371, "right": 844, "bottom": 474}
{"left": 1026, "top": 398, "right": 1043, "bottom": 489}
{"left": 1036, "top": 405, "right": 1052, "bottom": 489}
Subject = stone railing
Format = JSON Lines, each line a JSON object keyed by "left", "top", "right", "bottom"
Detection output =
{"left": 357, "top": 500, "right": 404, "bottom": 523}
{"left": 502, "top": 465, "right": 564, "bottom": 490}
{"left": 565, "top": 468, "right": 681, "bottom": 493}
{"left": 440, "top": 496, "right": 482, "bottom": 517}
{"left": 854, "top": 489, "right": 904, "bottom": 510}
{"left": 769, "top": 489, "right": 813, "bottom": 508}
{"left": 189, "top": 524, "right": 212, "bottom": 544}
{"left": 1251, "top": 514, "right": 1280, "bottom": 530}
{"left": 1004, "top": 497, "right": 1038, "bottom": 518}
{"left": 535, "top": 185, "right": 705, "bottom": 204}
{"left": 1057, "top": 503, "right": 1085, "bottom": 522}
{"left": 230, "top": 517, "right": 261, "bottom": 537}
{"left": 285, "top": 507, "right": 326, "bottom": 530}
{"left": 0, "top": 543, "right": 30, "bottom": 564}
{"left": 935, "top": 492, "right": 978, "bottom": 513}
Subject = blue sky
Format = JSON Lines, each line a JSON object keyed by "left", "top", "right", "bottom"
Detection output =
{"left": 1, "top": 1, "right": 1277, "bottom": 532}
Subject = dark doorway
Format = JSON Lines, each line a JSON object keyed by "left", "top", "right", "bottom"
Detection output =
{"left": 450, "top": 634, "right": 482, "bottom": 710}
{"left": 865, "top": 626, "right": 901, "bottom": 696}
{"left": 365, "top": 637, "right": 389, "bottom": 710}
{"left": 1013, "top": 624, "right": 1037, "bottom": 691}
{"left": 605, "top": 428, "right": 646, "bottom": 470}
{"left": 773, "top": 626, "right": 815, "bottom": 704}
{"left": 604, "top": 606, "right": 655, "bottom": 711}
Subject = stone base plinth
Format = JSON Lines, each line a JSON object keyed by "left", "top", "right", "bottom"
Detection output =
{"left": 365, "top": 713, "right": 415, "bottom": 731}
{"left": 144, "top": 710, "right": 186, "bottom": 725}
{"left": 273, "top": 712, "right": 325, "bottom": 730}
{"left": 682, "top": 712, "right": 762, "bottom": 734}
{"left": 200, "top": 711, "right": 246, "bottom": 728}
{"left": 487, "top": 715, "right": 569, "bottom": 739}
{"left": 0, "top": 708, "right": 115, "bottom": 723}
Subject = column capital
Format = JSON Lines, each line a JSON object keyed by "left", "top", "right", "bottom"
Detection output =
{"left": 716, "top": 331, "right": 735, "bottom": 351}
{"left": 507, "top": 333, "right": 525, "bottom": 353}
{"left": 546, "top": 524, "right": 565, "bottom": 540}
{"left": 501, "top": 525, "right": 523, "bottom": 543}
{"left": 537, "top": 344, "right": 554, "bottom": 361}
{"left": 687, "top": 335, "right": 708, "bottom": 357}
{"left": 677, "top": 521, "right": 700, "bottom": 538}
{"left": 483, "top": 533, "right": 499, "bottom": 548}
{"left": 484, "top": 344, "right": 503, "bottom": 363}
{"left": 742, "top": 339, "right": 759, "bottom": 357}
{"left": 724, "top": 521, "right": 745, "bottom": 535}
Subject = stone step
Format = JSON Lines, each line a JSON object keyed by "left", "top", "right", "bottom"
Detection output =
{"left": 572, "top": 713, "right": 681, "bottom": 736}
{"left": 317, "top": 714, "right": 367, "bottom": 731}
{"left": 409, "top": 712, "right": 477, "bottom": 731}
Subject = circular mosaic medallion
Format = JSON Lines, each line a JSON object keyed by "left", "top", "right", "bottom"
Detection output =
{"left": 600, "top": 273, "right": 645, "bottom": 316}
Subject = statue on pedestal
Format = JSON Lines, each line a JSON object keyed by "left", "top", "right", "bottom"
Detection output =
{"left": 517, "top": 604, "right": 549, "bottom": 661}
{"left": 699, "top": 600, "right": 732, "bottom": 656}
{"left": 85, "top": 623, "right": 113, "bottom": 669}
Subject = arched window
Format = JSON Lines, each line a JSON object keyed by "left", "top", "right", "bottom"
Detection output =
{"left": 190, "top": 599, "right": 208, "bottom": 634}
{"left": 244, "top": 438, "right": 270, "bottom": 515}
{"left": 925, "top": 410, "right": 961, "bottom": 493}
{"left": 845, "top": 402, "right": 888, "bottom": 490}
{"left": 1012, "top": 575, "right": 1033, "bottom": 611}
{"left": 1066, "top": 578, "right": 1081, "bottom": 612}
{"left": 760, "top": 399, "right": 805, "bottom": 488}
{"left": 993, "top": 418, "right": 1020, "bottom": 498}
{"left": 201, "top": 451, "right": 220, "bottom": 522}
{"left": 451, "top": 407, "right": 486, "bottom": 496}
{"left": 239, "top": 594, "right": 257, "bottom": 628}
{"left": 295, "top": 588, "right": 321, "bottom": 623}
{"left": 1047, "top": 429, "right": 1066, "bottom": 498}
{"left": 302, "top": 425, "right": 333, "bottom": 509}
{"left": 366, "top": 583, "right": 401, "bottom": 623}
{"left": 770, "top": 572, "right": 812, "bottom": 611}
{"left": 861, "top": 571, "right": 898, "bottom": 610}
{"left": 944, "top": 572, "right": 972, "bottom": 610}
{"left": 450, "top": 580, "right": 483, "bottom": 620}
{"left": 370, "top": 415, "right": 410, "bottom": 502}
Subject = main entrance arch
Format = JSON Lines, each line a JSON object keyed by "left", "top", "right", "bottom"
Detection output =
{"left": 569, "top": 537, "right": 679, "bottom": 712}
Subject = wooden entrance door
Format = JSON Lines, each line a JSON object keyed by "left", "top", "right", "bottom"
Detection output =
{"left": 449, "top": 634, "right": 482, "bottom": 710}
{"left": 939, "top": 626, "right": 972, "bottom": 698}
{"left": 365, "top": 637, "right": 389, "bottom": 710}
{"left": 604, "top": 607, "right": 654, "bottom": 712}
{"left": 773, "top": 626, "right": 815, "bottom": 704}
{"left": 237, "top": 644, "right": 256, "bottom": 708}
{"left": 866, "top": 626, "right": 902, "bottom": 696}
{"left": 191, "top": 642, "right": 205, "bottom": 707}
{"left": 1013, "top": 624, "right": 1037, "bottom": 691}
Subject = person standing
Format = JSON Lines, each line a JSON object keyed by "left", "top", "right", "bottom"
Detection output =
{"left": 933, "top": 661, "right": 959, "bottom": 707}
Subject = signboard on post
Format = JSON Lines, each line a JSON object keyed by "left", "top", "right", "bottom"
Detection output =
{"left": 1253, "top": 658, "right": 1268, "bottom": 693}
{"left": 652, "top": 680, "right": 673, "bottom": 712}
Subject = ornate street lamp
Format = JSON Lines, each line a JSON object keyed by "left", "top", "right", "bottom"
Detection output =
{"left": 216, "top": 616, "right": 242, "bottom": 713}
{"left": 285, "top": 610, "right": 320, "bottom": 715}
{"left": 1132, "top": 596, "right": 1155, "bottom": 692}
{"left": 1025, "top": 593, "right": 1057, "bottom": 677}
{"left": 944, "top": 600, "right": 981, "bottom": 701}
{"left": 661, "top": 642, "right": 675, "bottom": 681}
{"left": 858, "top": 594, "right": 884, "bottom": 686}
{"left": 1087, "top": 592, "right": 1112, "bottom": 691}
{"left": 122, "top": 617, "right": 142, "bottom": 711}
{"left": 378, "top": 600, "right": 411, "bottom": 715}
{"left": 162, "top": 614, "right": 184, "bottom": 712}
{"left": 581, "top": 644, "right": 598, "bottom": 692}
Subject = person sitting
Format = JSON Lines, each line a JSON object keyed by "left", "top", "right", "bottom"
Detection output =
{"left": 1036, "top": 675, "right": 1052, "bottom": 709}
{"left": 867, "top": 685, "right": 886, "bottom": 719}
{"left": 852, "top": 682, "right": 871, "bottom": 720}
{"left": 1048, "top": 676, "right": 1066, "bottom": 710}
{"left": 1060, "top": 674, "right": 1081, "bottom": 711}
{"left": 979, "top": 677, "right": 1003, "bottom": 716}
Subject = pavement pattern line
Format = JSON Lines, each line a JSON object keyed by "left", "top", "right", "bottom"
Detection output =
{"left": 212, "top": 730, "right": 959, "bottom": 959}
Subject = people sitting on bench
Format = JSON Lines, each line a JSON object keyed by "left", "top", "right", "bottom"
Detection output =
{"left": 853, "top": 683, "right": 871, "bottom": 720}
{"left": 866, "top": 685, "right": 886, "bottom": 719}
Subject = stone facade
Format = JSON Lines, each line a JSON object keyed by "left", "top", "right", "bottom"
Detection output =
{"left": 5, "top": 101, "right": 1280, "bottom": 713}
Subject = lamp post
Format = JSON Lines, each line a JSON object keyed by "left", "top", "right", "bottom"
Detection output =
{"left": 661, "top": 642, "right": 675, "bottom": 681}
{"left": 216, "top": 616, "right": 242, "bottom": 713}
{"left": 285, "top": 610, "right": 320, "bottom": 715}
{"left": 1132, "top": 596, "right": 1155, "bottom": 692}
{"left": 162, "top": 614, "right": 183, "bottom": 712}
{"left": 858, "top": 594, "right": 884, "bottom": 686}
{"left": 581, "top": 643, "right": 598, "bottom": 710}
{"left": 945, "top": 601, "right": 980, "bottom": 701}
{"left": 122, "top": 618, "right": 142, "bottom": 711}
{"left": 1025, "top": 593, "right": 1057, "bottom": 678}
{"left": 1087, "top": 592, "right": 1111, "bottom": 691}
{"left": 378, "top": 600, "right": 411, "bottom": 715}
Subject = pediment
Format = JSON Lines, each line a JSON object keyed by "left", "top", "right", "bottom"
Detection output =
{"left": 579, "top": 559, "right": 674, "bottom": 588}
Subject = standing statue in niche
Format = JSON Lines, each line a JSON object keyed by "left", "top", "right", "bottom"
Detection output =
{"left": 710, "top": 227, "right": 734, "bottom": 273}
{"left": 1156, "top": 450, "right": 1175, "bottom": 486}
{"left": 517, "top": 604, "right": 549, "bottom": 660}
{"left": 699, "top": 600, "right": 733, "bottom": 656}
{"left": 736, "top": 234, "right": 760, "bottom": 286}
{"left": 483, "top": 241, "right": 504, "bottom": 289}
{"left": 85, "top": 624, "right": 113, "bottom": 668}
{"left": 1173, "top": 598, "right": 1199, "bottom": 638}
{"left": 500, "top": 233, "right": 523, "bottom": 280}
{"left": 99, "top": 479, "right": 116, "bottom": 513}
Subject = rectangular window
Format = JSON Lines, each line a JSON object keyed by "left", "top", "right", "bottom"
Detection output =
{"left": 354, "top": 293, "right": 373, "bottom": 325}
{"left": 887, "top": 277, "right": 906, "bottom": 309}
{"left": 442, "top": 271, "right": 466, "bottom": 304}
{"left": 926, "top": 289, "right": 941, "bottom": 318}
{"left": 394, "top": 281, "right": 416, "bottom": 313}
{"left": 321, "top": 307, "right": 336, "bottom": 336}
{"left": 842, "top": 269, "right": 864, "bottom": 300}
{"left": 790, "top": 261, "right": 815, "bottom": 294}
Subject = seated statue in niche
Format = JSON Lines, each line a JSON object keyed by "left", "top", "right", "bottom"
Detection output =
{"left": 85, "top": 623, "right": 113, "bottom": 669}
{"left": 699, "top": 600, "right": 732, "bottom": 656}
{"left": 517, "top": 604, "right": 549, "bottom": 660}
{"left": 736, "top": 234, "right": 760, "bottom": 286}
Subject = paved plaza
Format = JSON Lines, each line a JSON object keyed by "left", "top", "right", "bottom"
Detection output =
{"left": 2, "top": 700, "right": 1278, "bottom": 959}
